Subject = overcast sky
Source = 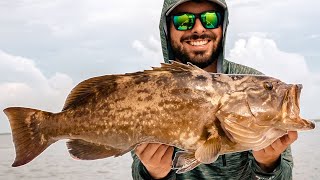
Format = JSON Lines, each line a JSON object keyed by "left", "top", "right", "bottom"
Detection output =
{"left": 0, "top": 0, "right": 319, "bottom": 133}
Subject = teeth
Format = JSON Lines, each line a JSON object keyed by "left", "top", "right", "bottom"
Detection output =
{"left": 189, "top": 40, "right": 208, "bottom": 46}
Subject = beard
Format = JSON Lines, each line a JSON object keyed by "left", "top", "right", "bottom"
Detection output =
{"left": 171, "top": 34, "right": 223, "bottom": 69}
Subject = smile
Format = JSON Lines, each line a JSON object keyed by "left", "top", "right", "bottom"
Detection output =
{"left": 186, "top": 40, "right": 210, "bottom": 46}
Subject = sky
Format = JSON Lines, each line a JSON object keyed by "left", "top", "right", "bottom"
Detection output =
{"left": 0, "top": 0, "right": 319, "bottom": 133}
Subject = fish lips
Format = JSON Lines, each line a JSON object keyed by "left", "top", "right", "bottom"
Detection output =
{"left": 282, "top": 118, "right": 316, "bottom": 131}
{"left": 280, "top": 84, "right": 315, "bottom": 131}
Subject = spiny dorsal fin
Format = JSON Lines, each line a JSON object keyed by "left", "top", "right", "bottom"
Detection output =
{"left": 62, "top": 75, "right": 118, "bottom": 111}
{"left": 150, "top": 60, "right": 204, "bottom": 73}
{"left": 62, "top": 61, "right": 205, "bottom": 111}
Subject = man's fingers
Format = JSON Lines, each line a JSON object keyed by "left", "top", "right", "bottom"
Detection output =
{"left": 135, "top": 143, "right": 149, "bottom": 155}
{"left": 262, "top": 145, "right": 275, "bottom": 155}
{"left": 137, "top": 143, "right": 163, "bottom": 162}
{"left": 151, "top": 145, "right": 170, "bottom": 161}
{"left": 271, "top": 139, "right": 285, "bottom": 154}
{"left": 287, "top": 131, "right": 298, "bottom": 142}
{"left": 146, "top": 143, "right": 163, "bottom": 157}
{"left": 161, "top": 146, "right": 174, "bottom": 164}
{"left": 280, "top": 131, "right": 298, "bottom": 145}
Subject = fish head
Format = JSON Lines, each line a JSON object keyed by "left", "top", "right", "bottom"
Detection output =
{"left": 244, "top": 76, "right": 315, "bottom": 131}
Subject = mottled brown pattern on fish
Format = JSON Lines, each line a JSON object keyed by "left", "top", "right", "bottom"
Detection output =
{"left": 3, "top": 61, "right": 315, "bottom": 168}
{"left": 134, "top": 74, "right": 150, "bottom": 84}
{"left": 63, "top": 69, "right": 215, "bottom": 150}
{"left": 195, "top": 75, "right": 208, "bottom": 81}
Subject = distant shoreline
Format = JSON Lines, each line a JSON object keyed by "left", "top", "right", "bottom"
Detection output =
{"left": 0, "top": 133, "right": 10, "bottom": 136}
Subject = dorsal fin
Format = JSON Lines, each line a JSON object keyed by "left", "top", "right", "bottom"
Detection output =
{"left": 150, "top": 60, "right": 204, "bottom": 73}
{"left": 62, "top": 61, "right": 205, "bottom": 111}
{"left": 62, "top": 75, "right": 118, "bottom": 111}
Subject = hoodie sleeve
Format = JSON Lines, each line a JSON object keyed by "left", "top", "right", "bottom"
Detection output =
{"left": 249, "top": 146, "right": 293, "bottom": 180}
{"left": 131, "top": 151, "right": 177, "bottom": 180}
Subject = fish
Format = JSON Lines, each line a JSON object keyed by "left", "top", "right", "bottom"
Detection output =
{"left": 3, "top": 61, "right": 315, "bottom": 173}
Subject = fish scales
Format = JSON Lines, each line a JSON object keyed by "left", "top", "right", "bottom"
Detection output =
{"left": 64, "top": 68, "right": 219, "bottom": 149}
{"left": 3, "top": 61, "right": 315, "bottom": 173}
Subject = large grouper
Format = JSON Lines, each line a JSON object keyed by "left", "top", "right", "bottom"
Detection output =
{"left": 3, "top": 61, "right": 315, "bottom": 173}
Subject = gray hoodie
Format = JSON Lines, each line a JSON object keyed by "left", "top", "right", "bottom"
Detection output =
{"left": 131, "top": 0, "right": 293, "bottom": 179}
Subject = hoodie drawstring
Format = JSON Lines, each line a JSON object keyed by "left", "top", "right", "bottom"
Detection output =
{"left": 222, "top": 155, "right": 227, "bottom": 166}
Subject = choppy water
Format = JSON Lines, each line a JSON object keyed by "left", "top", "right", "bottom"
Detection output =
{"left": 0, "top": 123, "right": 319, "bottom": 180}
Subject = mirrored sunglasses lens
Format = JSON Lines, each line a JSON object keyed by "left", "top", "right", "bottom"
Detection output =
{"left": 201, "top": 12, "right": 219, "bottom": 29}
{"left": 173, "top": 14, "right": 195, "bottom": 30}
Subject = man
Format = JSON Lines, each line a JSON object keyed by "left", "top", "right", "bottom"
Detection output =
{"left": 131, "top": 0, "right": 297, "bottom": 179}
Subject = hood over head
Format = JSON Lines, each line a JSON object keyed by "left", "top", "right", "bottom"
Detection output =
{"left": 159, "top": 0, "right": 229, "bottom": 73}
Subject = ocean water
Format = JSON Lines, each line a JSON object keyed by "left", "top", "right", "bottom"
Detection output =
{"left": 0, "top": 123, "right": 318, "bottom": 180}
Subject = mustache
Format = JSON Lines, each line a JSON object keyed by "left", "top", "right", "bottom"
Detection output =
{"left": 181, "top": 34, "right": 216, "bottom": 42}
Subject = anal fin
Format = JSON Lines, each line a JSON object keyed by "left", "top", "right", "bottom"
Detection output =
{"left": 67, "top": 139, "right": 124, "bottom": 160}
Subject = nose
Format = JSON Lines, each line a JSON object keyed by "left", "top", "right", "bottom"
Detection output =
{"left": 191, "top": 18, "right": 206, "bottom": 34}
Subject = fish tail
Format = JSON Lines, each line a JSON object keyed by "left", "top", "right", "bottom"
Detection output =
{"left": 3, "top": 107, "right": 56, "bottom": 167}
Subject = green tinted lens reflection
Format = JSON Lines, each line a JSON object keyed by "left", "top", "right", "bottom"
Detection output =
{"left": 173, "top": 13, "right": 195, "bottom": 30}
{"left": 201, "top": 12, "right": 219, "bottom": 29}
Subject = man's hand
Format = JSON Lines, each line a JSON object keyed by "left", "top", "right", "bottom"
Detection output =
{"left": 253, "top": 131, "right": 298, "bottom": 172}
{"left": 135, "top": 143, "right": 174, "bottom": 179}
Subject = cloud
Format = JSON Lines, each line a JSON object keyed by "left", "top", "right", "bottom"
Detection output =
{"left": 227, "top": 35, "right": 309, "bottom": 82}
{"left": 227, "top": 0, "right": 320, "bottom": 56}
{"left": 132, "top": 35, "right": 163, "bottom": 65}
{"left": 0, "top": 0, "right": 162, "bottom": 38}
{"left": 0, "top": 0, "right": 165, "bottom": 84}
{"left": 0, "top": 50, "right": 74, "bottom": 133}
{"left": 227, "top": 35, "right": 320, "bottom": 119}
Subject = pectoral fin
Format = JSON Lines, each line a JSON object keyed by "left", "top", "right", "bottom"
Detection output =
{"left": 172, "top": 151, "right": 201, "bottom": 174}
{"left": 195, "top": 134, "right": 221, "bottom": 164}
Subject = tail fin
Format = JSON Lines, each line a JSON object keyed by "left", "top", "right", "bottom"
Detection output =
{"left": 3, "top": 107, "right": 56, "bottom": 167}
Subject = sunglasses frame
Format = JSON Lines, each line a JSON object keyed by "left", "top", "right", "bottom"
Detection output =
{"left": 170, "top": 11, "right": 223, "bottom": 31}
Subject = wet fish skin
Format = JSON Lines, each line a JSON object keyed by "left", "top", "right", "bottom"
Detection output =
{"left": 3, "top": 61, "right": 315, "bottom": 173}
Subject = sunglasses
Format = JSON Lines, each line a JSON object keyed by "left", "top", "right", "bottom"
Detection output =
{"left": 170, "top": 11, "right": 222, "bottom": 31}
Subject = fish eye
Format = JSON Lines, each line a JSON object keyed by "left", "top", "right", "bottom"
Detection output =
{"left": 263, "top": 82, "right": 273, "bottom": 90}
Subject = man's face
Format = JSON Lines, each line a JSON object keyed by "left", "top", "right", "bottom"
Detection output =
{"left": 169, "top": 1, "right": 223, "bottom": 68}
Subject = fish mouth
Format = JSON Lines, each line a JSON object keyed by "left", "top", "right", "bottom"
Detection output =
{"left": 300, "top": 118, "right": 316, "bottom": 130}
{"left": 283, "top": 118, "right": 316, "bottom": 131}
{"left": 280, "top": 84, "right": 315, "bottom": 131}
